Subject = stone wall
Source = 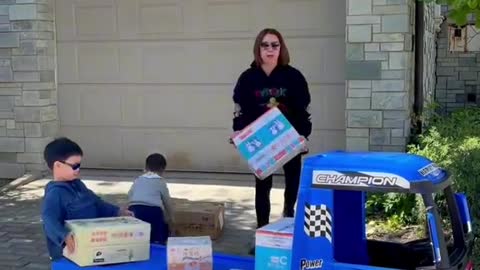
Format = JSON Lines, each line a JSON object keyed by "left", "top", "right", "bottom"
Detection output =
{"left": 0, "top": 0, "right": 57, "bottom": 178}
{"left": 435, "top": 7, "right": 480, "bottom": 114}
{"left": 345, "top": 0, "right": 416, "bottom": 152}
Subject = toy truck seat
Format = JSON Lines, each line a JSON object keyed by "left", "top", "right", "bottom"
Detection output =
{"left": 290, "top": 151, "right": 474, "bottom": 270}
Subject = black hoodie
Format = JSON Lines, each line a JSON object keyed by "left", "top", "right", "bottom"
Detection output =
{"left": 232, "top": 63, "right": 312, "bottom": 138}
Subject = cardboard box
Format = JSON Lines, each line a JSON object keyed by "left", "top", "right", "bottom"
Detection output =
{"left": 231, "top": 107, "right": 306, "bottom": 180}
{"left": 255, "top": 218, "right": 294, "bottom": 270}
{"left": 172, "top": 198, "right": 225, "bottom": 240}
{"left": 63, "top": 216, "right": 151, "bottom": 267}
{"left": 167, "top": 236, "right": 213, "bottom": 270}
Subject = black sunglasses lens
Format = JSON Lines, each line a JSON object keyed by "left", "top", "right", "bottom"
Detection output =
{"left": 72, "top": 163, "right": 81, "bottom": 170}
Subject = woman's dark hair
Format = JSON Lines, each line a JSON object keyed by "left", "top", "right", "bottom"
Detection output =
{"left": 253, "top": 28, "right": 290, "bottom": 67}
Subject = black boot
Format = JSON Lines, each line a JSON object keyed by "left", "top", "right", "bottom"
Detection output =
{"left": 283, "top": 207, "right": 294, "bottom": 218}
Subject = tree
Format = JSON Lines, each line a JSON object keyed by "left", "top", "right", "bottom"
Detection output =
{"left": 421, "top": 0, "right": 480, "bottom": 26}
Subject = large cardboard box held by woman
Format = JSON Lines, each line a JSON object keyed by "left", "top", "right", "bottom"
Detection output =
{"left": 62, "top": 216, "right": 151, "bottom": 267}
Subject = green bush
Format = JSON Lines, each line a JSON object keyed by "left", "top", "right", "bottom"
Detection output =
{"left": 408, "top": 107, "right": 480, "bottom": 264}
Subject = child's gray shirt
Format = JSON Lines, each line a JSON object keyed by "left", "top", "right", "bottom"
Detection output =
{"left": 128, "top": 172, "right": 174, "bottom": 222}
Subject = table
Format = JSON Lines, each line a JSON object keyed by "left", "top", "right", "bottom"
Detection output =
{"left": 52, "top": 245, "right": 255, "bottom": 270}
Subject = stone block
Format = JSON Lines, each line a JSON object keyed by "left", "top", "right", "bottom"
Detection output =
{"left": 384, "top": 110, "right": 408, "bottom": 119}
{"left": 25, "top": 137, "right": 52, "bottom": 153}
{"left": 0, "top": 15, "right": 8, "bottom": 24}
{"left": 447, "top": 79, "right": 464, "bottom": 89}
{"left": 14, "top": 71, "right": 40, "bottom": 82}
{"left": 41, "top": 121, "right": 58, "bottom": 137}
{"left": 0, "top": 153, "right": 17, "bottom": 163}
{"left": 348, "top": 80, "right": 372, "bottom": 88}
{"left": 0, "top": 96, "right": 14, "bottom": 111}
{"left": 372, "top": 24, "right": 381, "bottom": 33}
{"left": 391, "top": 128, "right": 404, "bottom": 137}
{"left": 372, "top": 80, "right": 404, "bottom": 91}
{"left": 365, "top": 43, "right": 380, "bottom": 52}
{"left": 22, "top": 82, "right": 54, "bottom": 90}
{"left": 436, "top": 77, "right": 447, "bottom": 89}
{"left": 23, "top": 122, "right": 41, "bottom": 137}
{"left": 22, "top": 91, "right": 50, "bottom": 106}
{"left": 37, "top": 56, "right": 54, "bottom": 70}
{"left": 14, "top": 107, "right": 41, "bottom": 122}
{"left": 391, "top": 137, "right": 407, "bottom": 146}
{"left": 382, "top": 14, "right": 409, "bottom": 32}
{"left": 12, "top": 56, "right": 37, "bottom": 71}
{"left": 40, "top": 70, "right": 54, "bottom": 82}
{"left": 370, "top": 129, "right": 391, "bottom": 145}
{"left": 384, "top": 119, "right": 405, "bottom": 128}
{"left": 7, "top": 129, "right": 23, "bottom": 137}
{"left": 0, "top": 137, "right": 24, "bottom": 152}
{"left": 389, "top": 52, "right": 406, "bottom": 69}
{"left": 0, "top": 162, "right": 25, "bottom": 179}
{"left": 6, "top": 120, "right": 14, "bottom": 129}
{"left": 381, "top": 43, "right": 404, "bottom": 51}
{"left": 346, "top": 137, "right": 369, "bottom": 151}
{"left": 460, "top": 71, "right": 477, "bottom": 81}
{"left": 459, "top": 58, "right": 476, "bottom": 66}
{"left": 0, "top": 67, "right": 13, "bottom": 82}
{"left": 381, "top": 70, "right": 405, "bottom": 79}
{"left": 347, "top": 15, "right": 380, "bottom": 24}
{"left": 347, "top": 98, "right": 371, "bottom": 109}
{"left": 0, "top": 5, "right": 8, "bottom": 15}
{"left": 372, "top": 92, "right": 407, "bottom": 110}
{"left": 373, "top": 5, "right": 408, "bottom": 15}
{"left": 12, "top": 40, "right": 35, "bottom": 55}
{"left": 348, "top": 88, "right": 371, "bottom": 98}
{"left": 25, "top": 162, "right": 47, "bottom": 172}
{"left": 348, "top": 110, "right": 382, "bottom": 128}
{"left": 349, "top": 25, "right": 372, "bottom": 42}
{"left": 0, "top": 33, "right": 19, "bottom": 48}
{"left": 17, "top": 153, "right": 43, "bottom": 164}
{"left": 373, "top": 33, "right": 404, "bottom": 42}
{"left": 9, "top": 4, "right": 37, "bottom": 20}
{"left": 346, "top": 61, "right": 382, "bottom": 80}
{"left": 347, "top": 43, "right": 364, "bottom": 61}
{"left": 346, "top": 128, "right": 369, "bottom": 137}
{"left": 348, "top": 0, "right": 372, "bottom": 15}
{"left": 365, "top": 52, "right": 388, "bottom": 61}
{"left": 40, "top": 105, "right": 56, "bottom": 121}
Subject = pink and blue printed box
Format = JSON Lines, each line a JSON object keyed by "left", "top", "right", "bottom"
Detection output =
{"left": 232, "top": 107, "right": 305, "bottom": 180}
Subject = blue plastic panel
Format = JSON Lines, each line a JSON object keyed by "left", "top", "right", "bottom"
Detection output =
{"left": 304, "top": 151, "right": 448, "bottom": 190}
{"left": 52, "top": 245, "right": 254, "bottom": 270}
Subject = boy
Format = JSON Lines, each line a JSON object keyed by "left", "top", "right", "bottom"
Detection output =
{"left": 41, "top": 137, "right": 132, "bottom": 261}
{"left": 128, "top": 153, "right": 174, "bottom": 244}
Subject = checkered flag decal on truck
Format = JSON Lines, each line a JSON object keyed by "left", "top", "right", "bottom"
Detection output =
{"left": 304, "top": 203, "right": 332, "bottom": 242}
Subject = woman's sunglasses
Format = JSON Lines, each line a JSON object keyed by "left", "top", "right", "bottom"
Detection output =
{"left": 260, "top": 42, "right": 280, "bottom": 50}
{"left": 60, "top": 160, "right": 81, "bottom": 171}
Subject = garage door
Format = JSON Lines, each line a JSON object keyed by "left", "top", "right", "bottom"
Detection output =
{"left": 55, "top": 0, "right": 346, "bottom": 172}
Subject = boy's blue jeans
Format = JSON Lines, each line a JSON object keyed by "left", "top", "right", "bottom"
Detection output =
{"left": 128, "top": 205, "right": 169, "bottom": 244}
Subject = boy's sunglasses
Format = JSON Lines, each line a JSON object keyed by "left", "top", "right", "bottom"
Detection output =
{"left": 60, "top": 160, "right": 81, "bottom": 171}
{"left": 260, "top": 42, "right": 280, "bottom": 50}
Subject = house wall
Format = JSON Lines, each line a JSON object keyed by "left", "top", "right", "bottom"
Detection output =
{"left": 345, "top": 0, "right": 416, "bottom": 151}
{"left": 0, "top": 0, "right": 57, "bottom": 178}
{"left": 435, "top": 7, "right": 480, "bottom": 114}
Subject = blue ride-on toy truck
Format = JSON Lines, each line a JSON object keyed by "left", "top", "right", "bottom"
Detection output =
{"left": 290, "top": 151, "right": 475, "bottom": 270}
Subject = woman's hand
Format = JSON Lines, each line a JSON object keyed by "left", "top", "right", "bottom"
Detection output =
{"left": 229, "top": 131, "right": 241, "bottom": 146}
{"left": 65, "top": 233, "right": 75, "bottom": 254}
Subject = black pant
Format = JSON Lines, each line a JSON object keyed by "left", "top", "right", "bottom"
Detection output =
{"left": 255, "top": 154, "right": 302, "bottom": 228}
{"left": 128, "top": 205, "right": 169, "bottom": 244}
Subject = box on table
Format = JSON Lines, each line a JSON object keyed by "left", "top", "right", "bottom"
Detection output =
{"left": 172, "top": 198, "right": 225, "bottom": 240}
{"left": 231, "top": 107, "right": 306, "bottom": 180}
{"left": 63, "top": 216, "right": 151, "bottom": 267}
{"left": 255, "top": 218, "right": 294, "bottom": 270}
{"left": 167, "top": 236, "right": 213, "bottom": 270}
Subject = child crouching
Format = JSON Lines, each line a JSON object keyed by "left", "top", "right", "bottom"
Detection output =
{"left": 128, "top": 153, "right": 174, "bottom": 244}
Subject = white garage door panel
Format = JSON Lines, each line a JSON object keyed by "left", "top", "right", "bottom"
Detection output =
{"left": 56, "top": 0, "right": 344, "bottom": 41}
{"left": 57, "top": 37, "right": 343, "bottom": 85}
{"left": 60, "top": 126, "right": 344, "bottom": 171}
{"left": 58, "top": 84, "right": 343, "bottom": 130}
{"left": 56, "top": 0, "right": 346, "bottom": 172}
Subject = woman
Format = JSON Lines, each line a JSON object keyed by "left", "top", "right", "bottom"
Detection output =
{"left": 231, "top": 28, "right": 312, "bottom": 230}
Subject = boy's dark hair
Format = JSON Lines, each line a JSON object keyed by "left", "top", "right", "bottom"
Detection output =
{"left": 43, "top": 137, "right": 83, "bottom": 169}
{"left": 145, "top": 153, "right": 167, "bottom": 173}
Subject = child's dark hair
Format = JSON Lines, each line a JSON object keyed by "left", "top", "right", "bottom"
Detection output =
{"left": 145, "top": 153, "right": 167, "bottom": 173}
{"left": 43, "top": 137, "right": 83, "bottom": 169}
